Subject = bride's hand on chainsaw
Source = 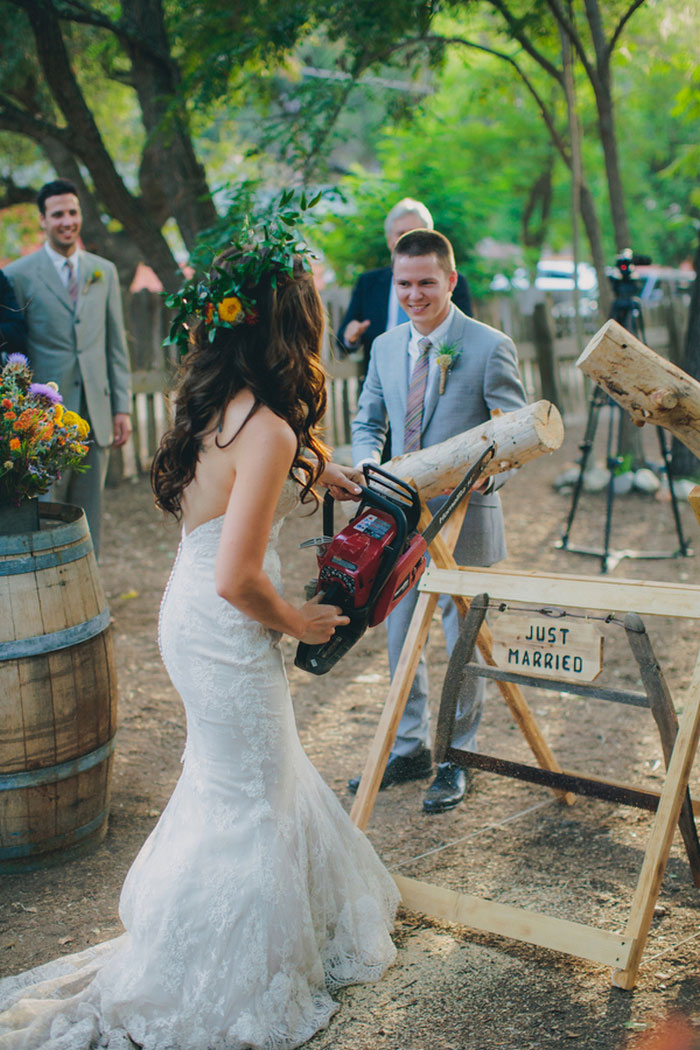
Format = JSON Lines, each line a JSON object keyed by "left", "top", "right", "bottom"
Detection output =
{"left": 319, "top": 462, "right": 363, "bottom": 502}
{"left": 298, "top": 592, "right": 350, "bottom": 644}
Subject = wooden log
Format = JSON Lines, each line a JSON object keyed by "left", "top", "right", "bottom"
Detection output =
{"left": 382, "top": 400, "right": 563, "bottom": 500}
{"left": 577, "top": 319, "right": 700, "bottom": 458}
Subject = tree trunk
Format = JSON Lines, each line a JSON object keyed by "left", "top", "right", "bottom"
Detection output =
{"left": 532, "top": 301, "right": 561, "bottom": 407}
{"left": 26, "top": 0, "right": 182, "bottom": 293}
{"left": 124, "top": 0, "right": 218, "bottom": 249}
{"left": 580, "top": 182, "right": 612, "bottom": 318}
{"left": 583, "top": 0, "right": 631, "bottom": 252}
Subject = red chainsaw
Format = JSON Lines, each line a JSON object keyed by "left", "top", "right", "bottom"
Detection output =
{"left": 294, "top": 444, "right": 496, "bottom": 675}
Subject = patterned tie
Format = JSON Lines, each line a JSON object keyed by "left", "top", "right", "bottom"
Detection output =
{"left": 403, "top": 337, "right": 431, "bottom": 453}
{"left": 64, "top": 259, "right": 79, "bottom": 305}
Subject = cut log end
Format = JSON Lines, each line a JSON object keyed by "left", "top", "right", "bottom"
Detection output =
{"left": 531, "top": 399, "right": 565, "bottom": 450}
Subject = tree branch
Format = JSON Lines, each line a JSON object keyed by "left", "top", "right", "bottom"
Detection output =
{"left": 543, "top": 0, "right": 597, "bottom": 84}
{"left": 5, "top": 0, "right": 174, "bottom": 71}
{"left": 608, "top": 0, "right": 648, "bottom": 58}
{"left": 421, "top": 35, "right": 571, "bottom": 165}
{"left": 0, "top": 96, "right": 74, "bottom": 145}
{"left": 0, "top": 177, "right": 37, "bottom": 209}
{"left": 487, "top": 0, "right": 565, "bottom": 86}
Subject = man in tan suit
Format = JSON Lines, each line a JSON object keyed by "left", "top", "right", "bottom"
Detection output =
{"left": 6, "top": 179, "right": 132, "bottom": 556}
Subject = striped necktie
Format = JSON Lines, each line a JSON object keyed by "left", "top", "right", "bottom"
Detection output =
{"left": 403, "top": 337, "right": 431, "bottom": 454}
{"left": 64, "top": 259, "right": 79, "bottom": 305}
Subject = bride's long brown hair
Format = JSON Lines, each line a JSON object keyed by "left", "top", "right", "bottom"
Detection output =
{"left": 152, "top": 253, "right": 329, "bottom": 519}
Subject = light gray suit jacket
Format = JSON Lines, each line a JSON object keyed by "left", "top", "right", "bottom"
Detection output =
{"left": 352, "top": 306, "right": 527, "bottom": 566}
{"left": 5, "top": 248, "right": 131, "bottom": 447}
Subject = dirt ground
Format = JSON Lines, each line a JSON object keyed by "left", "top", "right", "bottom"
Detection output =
{"left": 2, "top": 413, "right": 700, "bottom": 1050}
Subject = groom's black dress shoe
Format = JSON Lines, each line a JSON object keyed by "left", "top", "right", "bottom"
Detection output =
{"left": 347, "top": 747, "right": 433, "bottom": 795}
{"left": 422, "top": 762, "right": 473, "bottom": 814}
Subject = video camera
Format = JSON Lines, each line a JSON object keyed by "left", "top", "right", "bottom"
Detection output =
{"left": 609, "top": 248, "right": 651, "bottom": 298}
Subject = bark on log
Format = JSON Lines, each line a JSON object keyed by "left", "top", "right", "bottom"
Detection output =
{"left": 577, "top": 319, "right": 700, "bottom": 459}
{"left": 383, "top": 400, "right": 564, "bottom": 500}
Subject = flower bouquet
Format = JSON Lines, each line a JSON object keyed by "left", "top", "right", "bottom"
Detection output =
{"left": 0, "top": 353, "right": 90, "bottom": 530}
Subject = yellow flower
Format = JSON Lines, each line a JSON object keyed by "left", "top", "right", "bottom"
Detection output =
{"left": 63, "top": 410, "right": 90, "bottom": 438}
{"left": 217, "top": 297, "right": 243, "bottom": 324}
{"left": 84, "top": 270, "right": 103, "bottom": 292}
{"left": 54, "top": 403, "right": 64, "bottom": 425}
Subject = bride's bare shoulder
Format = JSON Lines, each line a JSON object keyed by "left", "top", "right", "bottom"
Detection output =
{"left": 220, "top": 395, "right": 295, "bottom": 455}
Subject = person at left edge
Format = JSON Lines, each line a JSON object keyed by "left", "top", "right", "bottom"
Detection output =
{"left": 0, "top": 267, "right": 27, "bottom": 363}
{"left": 5, "top": 179, "right": 132, "bottom": 556}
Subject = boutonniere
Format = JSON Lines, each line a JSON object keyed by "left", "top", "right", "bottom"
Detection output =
{"left": 436, "top": 341, "right": 462, "bottom": 394}
{"left": 83, "top": 270, "right": 103, "bottom": 293}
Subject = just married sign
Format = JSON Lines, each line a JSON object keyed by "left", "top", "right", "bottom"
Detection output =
{"left": 491, "top": 613, "right": 604, "bottom": 683}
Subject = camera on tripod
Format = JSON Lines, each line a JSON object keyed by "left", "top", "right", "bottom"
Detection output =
{"left": 609, "top": 248, "right": 652, "bottom": 297}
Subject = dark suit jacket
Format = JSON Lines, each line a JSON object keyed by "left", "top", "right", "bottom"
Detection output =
{"left": 336, "top": 265, "right": 473, "bottom": 374}
{"left": 0, "top": 269, "right": 27, "bottom": 359}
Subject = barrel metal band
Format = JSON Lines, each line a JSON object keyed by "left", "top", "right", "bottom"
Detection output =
{"left": 0, "top": 735, "right": 116, "bottom": 792}
{"left": 0, "top": 605, "right": 111, "bottom": 661}
{"left": 0, "top": 809, "right": 108, "bottom": 861}
{"left": 0, "top": 503, "right": 86, "bottom": 556}
{"left": 0, "top": 534, "right": 94, "bottom": 576}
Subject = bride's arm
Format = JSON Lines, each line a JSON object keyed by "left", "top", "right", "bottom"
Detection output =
{"left": 215, "top": 413, "right": 348, "bottom": 643}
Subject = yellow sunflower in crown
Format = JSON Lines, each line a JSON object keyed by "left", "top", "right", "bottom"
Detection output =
{"left": 217, "top": 296, "right": 243, "bottom": 324}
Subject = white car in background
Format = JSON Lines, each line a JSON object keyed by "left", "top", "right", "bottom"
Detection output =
{"left": 491, "top": 258, "right": 598, "bottom": 296}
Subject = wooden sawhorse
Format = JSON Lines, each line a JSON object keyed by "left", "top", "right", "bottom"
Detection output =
{"left": 395, "top": 566, "right": 700, "bottom": 989}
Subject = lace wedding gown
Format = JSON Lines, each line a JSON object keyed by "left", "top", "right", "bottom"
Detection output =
{"left": 0, "top": 480, "right": 399, "bottom": 1050}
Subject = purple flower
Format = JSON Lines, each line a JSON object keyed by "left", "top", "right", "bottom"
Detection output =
{"left": 6, "top": 353, "right": 29, "bottom": 366}
{"left": 29, "top": 382, "right": 63, "bottom": 404}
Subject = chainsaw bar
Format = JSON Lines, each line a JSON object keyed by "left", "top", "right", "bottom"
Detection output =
{"left": 420, "top": 443, "right": 496, "bottom": 548}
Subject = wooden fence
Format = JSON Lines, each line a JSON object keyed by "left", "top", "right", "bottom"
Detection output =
{"left": 110, "top": 284, "right": 690, "bottom": 482}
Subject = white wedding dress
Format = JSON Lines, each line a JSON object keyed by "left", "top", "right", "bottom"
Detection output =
{"left": 0, "top": 480, "right": 398, "bottom": 1050}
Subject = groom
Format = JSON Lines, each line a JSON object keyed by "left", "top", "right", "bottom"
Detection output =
{"left": 5, "top": 179, "right": 132, "bottom": 557}
{"left": 350, "top": 229, "right": 527, "bottom": 813}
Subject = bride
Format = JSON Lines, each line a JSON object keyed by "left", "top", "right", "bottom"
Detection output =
{"left": 0, "top": 232, "right": 399, "bottom": 1048}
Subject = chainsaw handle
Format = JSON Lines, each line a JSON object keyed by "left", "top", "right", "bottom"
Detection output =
{"left": 322, "top": 490, "right": 335, "bottom": 538}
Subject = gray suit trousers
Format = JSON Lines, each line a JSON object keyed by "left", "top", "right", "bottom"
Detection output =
{"left": 48, "top": 441, "right": 109, "bottom": 558}
{"left": 386, "top": 586, "right": 485, "bottom": 759}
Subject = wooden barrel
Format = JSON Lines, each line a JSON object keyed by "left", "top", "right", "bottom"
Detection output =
{"left": 0, "top": 503, "right": 118, "bottom": 872}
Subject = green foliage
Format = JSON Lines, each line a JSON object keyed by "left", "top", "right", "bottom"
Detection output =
{"left": 164, "top": 185, "right": 333, "bottom": 355}
{"left": 315, "top": 48, "right": 558, "bottom": 295}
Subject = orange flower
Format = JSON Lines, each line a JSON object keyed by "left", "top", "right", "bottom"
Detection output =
{"left": 204, "top": 302, "right": 215, "bottom": 324}
{"left": 14, "top": 408, "right": 40, "bottom": 432}
{"left": 1, "top": 398, "right": 12, "bottom": 409}
{"left": 4, "top": 411, "right": 16, "bottom": 421}
{"left": 9, "top": 437, "right": 20, "bottom": 451}
{"left": 217, "top": 296, "right": 243, "bottom": 324}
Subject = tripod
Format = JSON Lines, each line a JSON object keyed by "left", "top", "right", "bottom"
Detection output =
{"left": 557, "top": 268, "right": 692, "bottom": 574}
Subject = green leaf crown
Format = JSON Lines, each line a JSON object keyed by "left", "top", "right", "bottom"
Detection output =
{"left": 164, "top": 189, "right": 325, "bottom": 357}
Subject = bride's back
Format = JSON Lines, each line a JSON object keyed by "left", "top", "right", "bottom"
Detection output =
{"left": 180, "top": 390, "right": 285, "bottom": 535}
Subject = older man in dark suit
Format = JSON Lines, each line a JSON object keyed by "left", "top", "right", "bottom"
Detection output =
{"left": 337, "top": 198, "right": 472, "bottom": 378}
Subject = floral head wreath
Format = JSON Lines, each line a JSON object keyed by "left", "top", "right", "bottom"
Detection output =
{"left": 164, "top": 189, "right": 323, "bottom": 358}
